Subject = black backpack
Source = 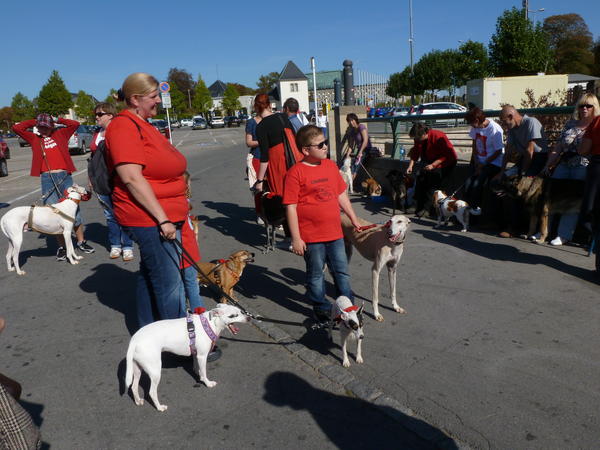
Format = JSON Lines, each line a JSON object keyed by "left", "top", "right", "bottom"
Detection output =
{"left": 87, "top": 115, "right": 143, "bottom": 196}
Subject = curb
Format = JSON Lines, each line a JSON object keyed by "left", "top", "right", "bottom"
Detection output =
{"left": 235, "top": 298, "right": 472, "bottom": 450}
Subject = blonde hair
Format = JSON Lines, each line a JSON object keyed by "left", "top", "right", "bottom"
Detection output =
{"left": 574, "top": 93, "right": 600, "bottom": 120}
{"left": 115, "top": 72, "right": 159, "bottom": 106}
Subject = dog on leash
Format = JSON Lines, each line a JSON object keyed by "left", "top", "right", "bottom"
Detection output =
{"left": 258, "top": 192, "right": 286, "bottom": 253}
{"left": 196, "top": 250, "right": 255, "bottom": 302}
{"left": 386, "top": 170, "right": 409, "bottom": 215}
{"left": 328, "top": 296, "right": 364, "bottom": 367}
{"left": 432, "top": 190, "right": 480, "bottom": 232}
{"left": 339, "top": 155, "right": 354, "bottom": 194}
{"left": 341, "top": 214, "right": 410, "bottom": 322}
{"left": 361, "top": 178, "right": 382, "bottom": 197}
{"left": 1, "top": 184, "right": 90, "bottom": 275}
{"left": 125, "top": 303, "right": 250, "bottom": 411}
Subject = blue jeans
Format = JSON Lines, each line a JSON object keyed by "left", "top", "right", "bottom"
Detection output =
{"left": 552, "top": 162, "right": 587, "bottom": 240}
{"left": 182, "top": 266, "right": 205, "bottom": 312}
{"left": 97, "top": 194, "right": 133, "bottom": 250}
{"left": 125, "top": 226, "right": 185, "bottom": 328}
{"left": 303, "top": 238, "right": 352, "bottom": 313}
{"left": 40, "top": 171, "right": 82, "bottom": 226}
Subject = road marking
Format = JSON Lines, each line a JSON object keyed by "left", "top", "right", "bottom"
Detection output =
{"left": 4, "top": 168, "right": 88, "bottom": 206}
{"left": 0, "top": 173, "right": 30, "bottom": 184}
{"left": 176, "top": 140, "right": 183, "bottom": 147}
{"left": 231, "top": 140, "right": 237, "bottom": 145}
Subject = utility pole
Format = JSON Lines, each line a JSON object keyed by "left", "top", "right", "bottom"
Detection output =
{"left": 523, "top": 0, "right": 529, "bottom": 20}
{"left": 311, "top": 57, "right": 318, "bottom": 115}
{"left": 409, "top": 0, "right": 415, "bottom": 106}
{"left": 187, "top": 89, "right": 192, "bottom": 110}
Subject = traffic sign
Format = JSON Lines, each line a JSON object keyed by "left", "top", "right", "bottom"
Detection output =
{"left": 159, "top": 81, "right": 170, "bottom": 93}
{"left": 161, "top": 92, "right": 171, "bottom": 108}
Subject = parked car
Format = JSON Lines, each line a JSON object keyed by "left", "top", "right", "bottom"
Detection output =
{"left": 208, "top": 116, "right": 225, "bottom": 128}
{"left": 224, "top": 116, "right": 241, "bottom": 127}
{"left": 180, "top": 118, "right": 193, "bottom": 127}
{"left": 238, "top": 113, "right": 249, "bottom": 122}
{"left": 192, "top": 118, "right": 207, "bottom": 130}
{"left": 68, "top": 125, "right": 94, "bottom": 155}
{"left": 0, "top": 136, "right": 10, "bottom": 159}
{"left": 170, "top": 119, "right": 181, "bottom": 128}
{"left": 391, "top": 106, "right": 410, "bottom": 116}
{"left": 150, "top": 120, "right": 171, "bottom": 138}
{"left": 411, "top": 102, "right": 467, "bottom": 125}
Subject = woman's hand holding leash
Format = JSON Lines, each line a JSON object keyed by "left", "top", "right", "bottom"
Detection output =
{"left": 159, "top": 220, "right": 177, "bottom": 240}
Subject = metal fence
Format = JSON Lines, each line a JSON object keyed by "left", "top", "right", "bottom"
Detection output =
{"left": 359, "top": 106, "right": 576, "bottom": 159}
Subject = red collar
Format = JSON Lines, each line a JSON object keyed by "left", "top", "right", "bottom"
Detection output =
{"left": 334, "top": 305, "right": 359, "bottom": 321}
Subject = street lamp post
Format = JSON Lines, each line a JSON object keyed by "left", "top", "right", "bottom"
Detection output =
{"left": 528, "top": 8, "right": 545, "bottom": 24}
{"left": 187, "top": 89, "right": 192, "bottom": 110}
{"left": 310, "top": 57, "right": 318, "bottom": 116}
{"left": 408, "top": 0, "right": 415, "bottom": 106}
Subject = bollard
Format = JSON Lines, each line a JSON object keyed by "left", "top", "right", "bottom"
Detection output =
{"left": 343, "top": 60, "right": 355, "bottom": 106}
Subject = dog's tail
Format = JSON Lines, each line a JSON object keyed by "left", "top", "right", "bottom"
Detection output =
{"left": 125, "top": 340, "right": 136, "bottom": 388}
{"left": 468, "top": 206, "right": 482, "bottom": 216}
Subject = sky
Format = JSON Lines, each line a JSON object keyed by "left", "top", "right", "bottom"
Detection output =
{"left": 2, "top": 0, "right": 599, "bottom": 107}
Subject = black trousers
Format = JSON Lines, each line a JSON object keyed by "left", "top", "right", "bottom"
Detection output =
{"left": 414, "top": 164, "right": 456, "bottom": 213}
{"left": 580, "top": 157, "right": 600, "bottom": 233}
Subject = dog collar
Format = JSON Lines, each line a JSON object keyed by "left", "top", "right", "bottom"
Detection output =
{"left": 200, "top": 313, "right": 219, "bottom": 343}
{"left": 186, "top": 312, "right": 197, "bottom": 356}
{"left": 334, "top": 305, "right": 359, "bottom": 322}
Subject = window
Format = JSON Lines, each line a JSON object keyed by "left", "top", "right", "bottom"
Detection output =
{"left": 290, "top": 83, "right": 298, "bottom": 92}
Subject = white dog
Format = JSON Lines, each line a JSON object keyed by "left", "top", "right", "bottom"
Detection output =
{"left": 328, "top": 296, "right": 364, "bottom": 367}
{"left": 433, "top": 190, "right": 480, "bottom": 232}
{"left": 341, "top": 214, "right": 411, "bottom": 321}
{"left": 339, "top": 155, "right": 353, "bottom": 194}
{"left": 125, "top": 304, "right": 249, "bottom": 411}
{"left": 1, "top": 184, "right": 90, "bottom": 275}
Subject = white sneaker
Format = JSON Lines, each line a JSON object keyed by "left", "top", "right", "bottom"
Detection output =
{"left": 122, "top": 249, "right": 134, "bottom": 261}
{"left": 109, "top": 248, "right": 122, "bottom": 259}
{"left": 256, "top": 217, "right": 264, "bottom": 225}
{"left": 550, "top": 237, "right": 563, "bottom": 246}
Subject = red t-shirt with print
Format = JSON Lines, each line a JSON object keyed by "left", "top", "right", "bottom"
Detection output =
{"left": 105, "top": 110, "right": 188, "bottom": 227}
{"left": 584, "top": 116, "right": 600, "bottom": 155}
{"left": 283, "top": 158, "right": 347, "bottom": 243}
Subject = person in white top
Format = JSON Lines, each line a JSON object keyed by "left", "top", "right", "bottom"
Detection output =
{"left": 316, "top": 110, "right": 328, "bottom": 137}
{"left": 464, "top": 107, "right": 505, "bottom": 215}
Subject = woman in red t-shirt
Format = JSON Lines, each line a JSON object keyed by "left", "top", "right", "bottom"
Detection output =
{"left": 105, "top": 72, "right": 199, "bottom": 329}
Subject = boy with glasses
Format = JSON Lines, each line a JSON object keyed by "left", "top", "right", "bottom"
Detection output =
{"left": 283, "top": 125, "right": 362, "bottom": 322}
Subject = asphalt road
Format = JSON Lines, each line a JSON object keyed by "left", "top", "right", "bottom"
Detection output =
{"left": 0, "top": 127, "right": 435, "bottom": 449}
{"left": 1, "top": 125, "right": 599, "bottom": 449}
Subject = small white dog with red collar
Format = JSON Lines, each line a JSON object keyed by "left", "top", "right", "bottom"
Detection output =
{"left": 328, "top": 296, "right": 364, "bottom": 367}
{"left": 433, "top": 190, "right": 480, "bottom": 233}
{"left": 1, "top": 184, "right": 90, "bottom": 275}
{"left": 124, "top": 303, "right": 249, "bottom": 412}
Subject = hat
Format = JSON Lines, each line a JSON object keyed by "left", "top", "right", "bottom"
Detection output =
{"left": 36, "top": 113, "right": 54, "bottom": 129}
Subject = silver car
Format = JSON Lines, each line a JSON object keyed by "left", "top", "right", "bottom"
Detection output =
{"left": 68, "top": 125, "right": 95, "bottom": 154}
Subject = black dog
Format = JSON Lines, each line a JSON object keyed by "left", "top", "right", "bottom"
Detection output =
{"left": 258, "top": 192, "right": 286, "bottom": 253}
{"left": 386, "top": 169, "right": 408, "bottom": 215}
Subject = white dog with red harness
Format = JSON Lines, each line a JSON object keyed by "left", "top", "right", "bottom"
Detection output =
{"left": 0, "top": 184, "right": 90, "bottom": 275}
{"left": 341, "top": 214, "right": 411, "bottom": 322}
{"left": 433, "top": 190, "right": 480, "bottom": 232}
{"left": 124, "top": 303, "right": 249, "bottom": 412}
{"left": 328, "top": 296, "right": 364, "bottom": 367}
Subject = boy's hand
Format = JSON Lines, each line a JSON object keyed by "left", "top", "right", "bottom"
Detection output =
{"left": 291, "top": 237, "right": 306, "bottom": 256}
{"left": 352, "top": 220, "right": 363, "bottom": 232}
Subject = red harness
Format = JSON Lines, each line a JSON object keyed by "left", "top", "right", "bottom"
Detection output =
{"left": 334, "top": 305, "right": 359, "bottom": 322}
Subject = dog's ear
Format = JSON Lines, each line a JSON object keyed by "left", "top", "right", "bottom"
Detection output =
{"left": 357, "top": 303, "right": 364, "bottom": 316}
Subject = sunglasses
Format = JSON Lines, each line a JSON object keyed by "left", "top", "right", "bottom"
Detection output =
{"left": 579, "top": 104, "right": 594, "bottom": 109}
{"left": 308, "top": 139, "right": 328, "bottom": 149}
{"left": 95, "top": 112, "right": 110, "bottom": 117}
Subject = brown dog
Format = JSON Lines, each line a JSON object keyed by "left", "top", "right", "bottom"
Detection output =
{"left": 196, "top": 251, "right": 255, "bottom": 302}
{"left": 361, "top": 178, "right": 382, "bottom": 197}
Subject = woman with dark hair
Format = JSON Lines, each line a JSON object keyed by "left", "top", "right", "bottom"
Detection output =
{"left": 406, "top": 123, "right": 458, "bottom": 216}
{"left": 254, "top": 97, "right": 302, "bottom": 196}
{"left": 463, "top": 107, "right": 504, "bottom": 215}
{"left": 245, "top": 95, "right": 267, "bottom": 189}
{"left": 343, "top": 113, "right": 372, "bottom": 180}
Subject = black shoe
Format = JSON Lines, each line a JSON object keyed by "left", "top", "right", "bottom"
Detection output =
{"left": 207, "top": 346, "right": 222, "bottom": 363}
{"left": 313, "top": 310, "right": 331, "bottom": 324}
{"left": 56, "top": 247, "right": 66, "bottom": 261}
{"left": 76, "top": 240, "right": 95, "bottom": 253}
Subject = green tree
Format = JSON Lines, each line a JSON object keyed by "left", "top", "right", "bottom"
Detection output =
{"left": 221, "top": 84, "right": 242, "bottom": 115}
{"left": 413, "top": 50, "right": 457, "bottom": 96}
{"left": 592, "top": 39, "right": 600, "bottom": 76}
{"left": 543, "top": 14, "right": 594, "bottom": 74}
{"left": 456, "top": 40, "right": 490, "bottom": 84}
{"left": 192, "top": 75, "right": 213, "bottom": 116}
{"left": 37, "top": 70, "right": 73, "bottom": 116}
{"left": 74, "top": 90, "right": 96, "bottom": 123}
{"left": 256, "top": 72, "right": 279, "bottom": 93}
{"left": 104, "top": 88, "right": 118, "bottom": 105}
{"left": 10, "top": 92, "right": 36, "bottom": 122}
{"left": 228, "top": 82, "right": 255, "bottom": 96}
{"left": 165, "top": 84, "right": 188, "bottom": 117}
{"left": 386, "top": 66, "right": 424, "bottom": 98}
{"left": 489, "top": 7, "right": 554, "bottom": 76}
{"left": 167, "top": 68, "right": 195, "bottom": 111}
{"left": 0, "top": 107, "right": 13, "bottom": 131}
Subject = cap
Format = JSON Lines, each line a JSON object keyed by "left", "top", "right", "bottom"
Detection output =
{"left": 36, "top": 113, "right": 54, "bottom": 129}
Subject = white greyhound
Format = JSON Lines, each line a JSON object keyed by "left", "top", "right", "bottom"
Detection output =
{"left": 1, "top": 184, "right": 90, "bottom": 275}
{"left": 341, "top": 214, "right": 411, "bottom": 321}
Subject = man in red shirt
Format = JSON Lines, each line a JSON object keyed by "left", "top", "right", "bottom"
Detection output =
{"left": 12, "top": 113, "right": 94, "bottom": 260}
{"left": 284, "top": 125, "right": 361, "bottom": 322}
{"left": 406, "top": 123, "right": 458, "bottom": 217}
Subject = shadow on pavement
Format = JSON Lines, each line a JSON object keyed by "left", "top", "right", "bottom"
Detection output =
{"left": 199, "top": 200, "right": 264, "bottom": 249}
{"left": 415, "top": 228, "right": 599, "bottom": 284}
{"left": 79, "top": 263, "right": 138, "bottom": 334}
{"left": 263, "top": 371, "right": 454, "bottom": 450}
{"left": 84, "top": 222, "right": 110, "bottom": 252}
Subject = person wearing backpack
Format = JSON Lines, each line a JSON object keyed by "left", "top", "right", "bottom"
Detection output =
{"left": 89, "top": 103, "right": 134, "bottom": 261}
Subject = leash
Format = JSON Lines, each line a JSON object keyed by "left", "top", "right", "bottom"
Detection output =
{"left": 171, "top": 238, "right": 263, "bottom": 321}
{"left": 359, "top": 161, "right": 376, "bottom": 180}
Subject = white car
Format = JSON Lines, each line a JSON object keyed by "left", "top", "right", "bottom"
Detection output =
{"left": 180, "top": 118, "right": 193, "bottom": 127}
{"left": 411, "top": 102, "right": 467, "bottom": 125}
{"left": 208, "top": 117, "right": 225, "bottom": 128}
